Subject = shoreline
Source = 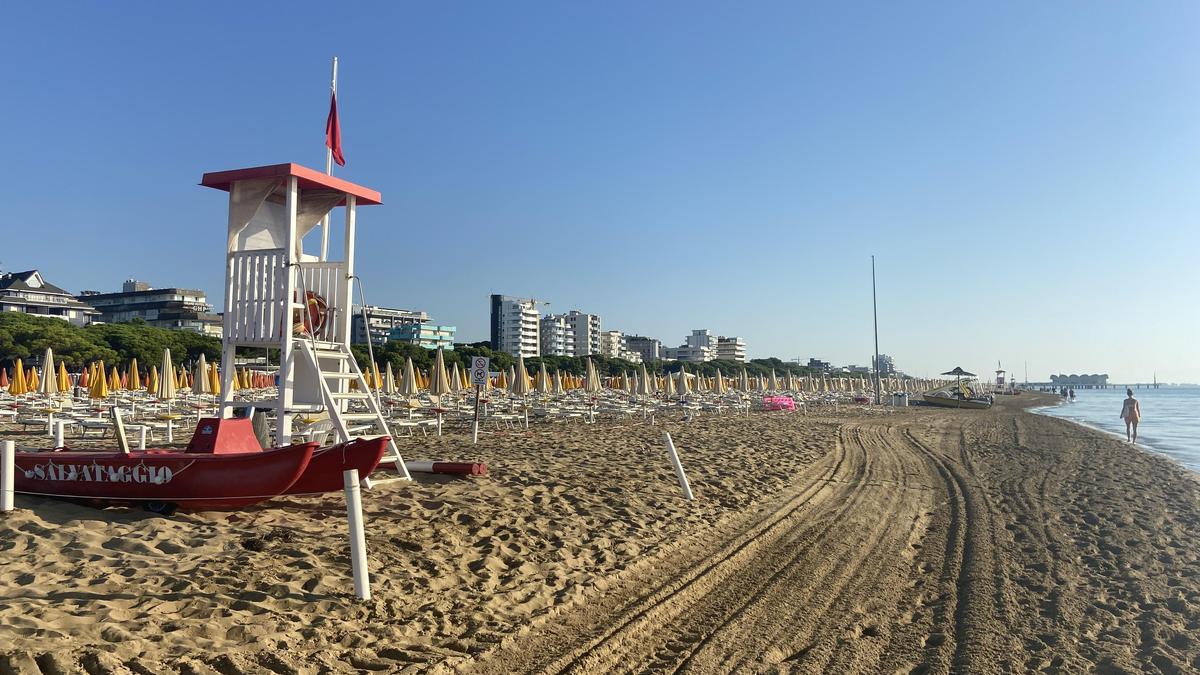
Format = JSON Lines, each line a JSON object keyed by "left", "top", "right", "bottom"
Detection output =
{"left": 2, "top": 395, "right": 1199, "bottom": 672}
{"left": 1030, "top": 396, "right": 1200, "bottom": 479}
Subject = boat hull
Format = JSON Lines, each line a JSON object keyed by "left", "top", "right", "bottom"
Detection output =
{"left": 922, "top": 393, "right": 992, "bottom": 410}
{"left": 13, "top": 443, "right": 316, "bottom": 510}
{"left": 283, "top": 437, "right": 390, "bottom": 495}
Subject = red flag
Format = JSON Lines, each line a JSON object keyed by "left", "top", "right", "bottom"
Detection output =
{"left": 325, "top": 92, "right": 345, "bottom": 166}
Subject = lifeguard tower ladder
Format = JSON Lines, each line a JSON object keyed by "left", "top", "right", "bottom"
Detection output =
{"left": 200, "top": 163, "right": 410, "bottom": 479}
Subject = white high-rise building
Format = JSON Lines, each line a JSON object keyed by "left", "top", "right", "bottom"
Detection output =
{"left": 564, "top": 310, "right": 601, "bottom": 356}
{"left": 490, "top": 294, "right": 541, "bottom": 357}
{"left": 716, "top": 336, "right": 746, "bottom": 362}
{"left": 540, "top": 315, "right": 576, "bottom": 357}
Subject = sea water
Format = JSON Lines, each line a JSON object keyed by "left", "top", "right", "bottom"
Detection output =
{"left": 1033, "top": 387, "right": 1200, "bottom": 473}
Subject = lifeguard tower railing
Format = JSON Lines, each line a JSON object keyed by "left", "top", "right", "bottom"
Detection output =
{"left": 225, "top": 250, "right": 350, "bottom": 345}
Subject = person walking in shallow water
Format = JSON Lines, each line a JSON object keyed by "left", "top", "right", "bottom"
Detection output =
{"left": 1120, "top": 388, "right": 1141, "bottom": 443}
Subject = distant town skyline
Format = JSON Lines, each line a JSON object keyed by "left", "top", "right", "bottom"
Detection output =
{"left": 2, "top": 3, "right": 1197, "bottom": 383}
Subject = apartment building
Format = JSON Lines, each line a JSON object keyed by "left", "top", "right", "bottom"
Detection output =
{"left": 715, "top": 336, "right": 746, "bottom": 362}
{"left": 539, "top": 314, "right": 576, "bottom": 357}
{"left": 350, "top": 305, "right": 430, "bottom": 345}
{"left": 490, "top": 294, "right": 542, "bottom": 357}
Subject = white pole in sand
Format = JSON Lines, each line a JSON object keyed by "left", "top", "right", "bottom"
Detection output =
{"left": 55, "top": 421, "right": 65, "bottom": 449}
{"left": 139, "top": 426, "right": 147, "bottom": 450}
{"left": 343, "top": 468, "right": 370, "bottom": 600}
{"left": 662, "top": 432, "right": 694, "bottom": 501}
{"left": 1, "top": 441, "right": 14, "bottom": 512}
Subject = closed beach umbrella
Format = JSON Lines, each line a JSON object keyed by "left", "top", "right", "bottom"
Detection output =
{"left": 209, "top": 364, "right": 221, "bottom": 396}
{"left": 496, "top": 369, "right": 508, "bottom": 390}
{"left": 90, "top": 360, "right": 109, "bottom": 399}
{"left": 384, "top": 361, "right": 397, "bottom": 395}
{"left": 430, "top": 347, "right": 453, "bottom": 398}
{"left": 553, "top": 370, "right": 565, "bottom": 394}
{"left": 636, "top": 365, "right": 652, "bottom": 397}
{"left": 38, "top": 348, "right": 58, "bottom": 395}
{"left": 126, "top": 357, "right": 139, "bottom": 395}
{"left": 148, "top": 365, "right": 159, "bottom": 394}
{"left": 511, "top": 355, "right": 532, "bottom": 396}
{"left": 400, "top": 357, "right": 419, "bottom": 396}
{"left": 108, "top": 366, "right": 120, "bottom": 391}
{"left": 767, "top": 369, "right": 778, "bottom": 392}
{"left": 738, "top": 369, "right": 750, "bottom": 391}
{"left": 536, "top": 362, "right": 551, "bottom": 394}
{"left": 713, "top": 368, "right": 726, "bottom": 394}
{"left": 449, "top": 362, "right": 462, "bottom": 393}
{"left": 193, "top": 354, "right": 211, "bottom": 395}
{"left": 662, "top": 371, "right": 675, "bottom": 397}
{"left": 675, "top": 367, "right": 690, "bottom": 398}
{"left": 584, "top": 358, "right": 602, "bottom": 393}
{"left": 157, "top": 350, "right": 176, "bottom": 402}
{"left": 57, "top": 361, "right": 70, "bottom": 392}
{"left": 0, "top": 368, "right": 7, "bottom": 390}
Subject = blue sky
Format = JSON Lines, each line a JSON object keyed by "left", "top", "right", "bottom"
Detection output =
{"left": 2, "top": 2, "right": 1198, "bottom": 382}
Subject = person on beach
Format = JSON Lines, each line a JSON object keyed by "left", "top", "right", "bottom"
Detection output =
{"left": 1120, "top": 388, "right": 1141, "bottom": 443}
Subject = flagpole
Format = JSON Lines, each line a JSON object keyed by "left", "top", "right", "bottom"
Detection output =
{"left": 320, "top": 56, "right": 338, "bottom": 261}
{"left": 872, "top": 255, "right": 881, "bottom": 405}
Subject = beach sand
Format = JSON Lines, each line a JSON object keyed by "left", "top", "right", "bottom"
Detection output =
{"left": 1, "top": 394, "right": 1198, "bottom": 673}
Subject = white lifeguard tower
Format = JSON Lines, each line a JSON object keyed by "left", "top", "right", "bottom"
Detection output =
{"left": 200, "top": 163, "right": 408, "bottom": 478}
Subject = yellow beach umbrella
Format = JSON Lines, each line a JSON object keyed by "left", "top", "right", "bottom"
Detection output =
{"left": 57, "top": 361, "right": 70, "bottom": 392}
{"left": 10, "top": 359, "right": 27, "bottom": 396}
{"left": 148, "top": 365, "right": 159, "bottom": 394}
{"left": 27, "top": 366, "right": 39, "bottom": 392}
{"left": 209, "top": 364, "right": 221, "bottom": 396}
{"left": 91, "top": 361, "right": 110, "bottom": 398}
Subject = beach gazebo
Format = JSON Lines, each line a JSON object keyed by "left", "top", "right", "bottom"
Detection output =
{"left": 201, "top": 163, "right": 408, "bottom": 477}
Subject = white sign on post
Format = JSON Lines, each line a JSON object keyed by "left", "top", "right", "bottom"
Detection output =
{"left": 471, "top": 357, "right": 490, "bottom": 386}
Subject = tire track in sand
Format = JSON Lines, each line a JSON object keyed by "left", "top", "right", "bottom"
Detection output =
{"left": 466, "top": 420, "right": 941, "bottom": 674}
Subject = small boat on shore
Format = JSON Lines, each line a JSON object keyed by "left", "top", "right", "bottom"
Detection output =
{"left": 923, "top": 367, "right": 993, "bottom": 410}
{"left": 283, "top": 436, "right": 389, "bottom": 495}
{"left": 13, "top": 443, "right": 315, "bottom": 511}
{"left": 10, "top": 417, "right": 389, "bottom": 511}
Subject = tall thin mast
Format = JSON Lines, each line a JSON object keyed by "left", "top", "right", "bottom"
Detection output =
{"left": 319, "top": 56, "right": 338, "bottom": 261}
{"left": 872, "top": 255, "right": 881, "bottom": 405}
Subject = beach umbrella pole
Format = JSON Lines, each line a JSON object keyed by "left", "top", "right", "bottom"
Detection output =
{"left": 54, "top": 421, "right": 65, "bottom": 449}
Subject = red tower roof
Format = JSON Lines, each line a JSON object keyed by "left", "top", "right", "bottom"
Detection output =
{"left": 200, "top": 163, "right": 382, "bottom": 206}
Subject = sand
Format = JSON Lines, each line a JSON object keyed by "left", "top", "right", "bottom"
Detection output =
{"left": 1, "top": 394, "right": 1198, "bottom": 674}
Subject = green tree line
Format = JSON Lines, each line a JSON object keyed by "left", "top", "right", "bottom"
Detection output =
{"left": 1, "top": 314, "right": 874, "bottom": 384}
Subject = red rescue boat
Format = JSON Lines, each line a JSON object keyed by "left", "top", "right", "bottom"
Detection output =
{"left": 283, "top": 436, "right": 390, "bottom": 495}
{"left": 13, "top": 443, "right": 315, "bottom": 511}
{"left": 187, "top": 417, "right": 392, "bottom": 495}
